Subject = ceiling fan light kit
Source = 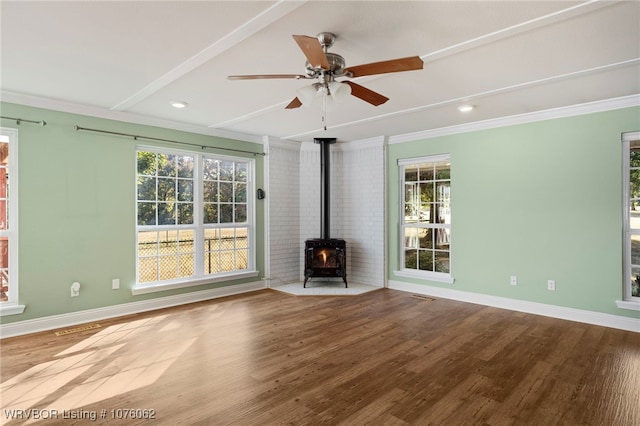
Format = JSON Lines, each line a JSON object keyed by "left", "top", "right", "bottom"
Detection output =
{"left": 328, "top": 81, "right": 351, "bottom": 101}
{"left": 228, "top": 32, "right": 423, "bottom": 130}
{"left": 296, "top": 80, "right": 351, "bottom": 107}
{"left": 296, "top": 83, "right": 321, "bottom": 106}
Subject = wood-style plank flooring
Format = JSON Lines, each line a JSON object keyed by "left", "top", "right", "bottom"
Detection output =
{"left": 1, "top": 288, "right": 639, "bottom": 425}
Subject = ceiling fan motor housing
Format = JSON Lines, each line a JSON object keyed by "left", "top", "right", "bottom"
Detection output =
{"left": 305, "top": 53, "right": 346, "bottom": 77}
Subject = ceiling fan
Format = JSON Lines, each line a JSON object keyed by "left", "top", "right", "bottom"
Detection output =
{"left": 228, "top": 32, "right": 423, "bottom": 129}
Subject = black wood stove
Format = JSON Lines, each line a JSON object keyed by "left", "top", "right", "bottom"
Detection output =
{"left": 303, "top": 138, "right": 347, "bottom": 288}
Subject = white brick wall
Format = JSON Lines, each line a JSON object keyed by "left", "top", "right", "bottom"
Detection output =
{"left": 299, "top": 143, "right": 320, "bottom": 281}
{"left": 268, "top": 138, "right": 385, "bottom": 287}
{"left": 338, "top": 142, "right": 385, "bottom": 286}
{"left": 266, "top": 142, "right": 301, "bottom": 286}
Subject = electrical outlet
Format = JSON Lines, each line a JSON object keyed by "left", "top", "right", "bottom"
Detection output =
{"left": 112, "top": 278, "right": 120, "bottom": 290}
{"left": 547, "top": 280, "right": 556, "bottom": 291}
{"left": 510, "top": 275, "right": 518, "bottom": 286}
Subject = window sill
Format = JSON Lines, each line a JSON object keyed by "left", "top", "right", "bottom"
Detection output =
{"left": 615, "top": 300, "right": 640, "bottom": 311}
{"left": 394, "top": 269, "right": 455, "bottom": 284}
{"left": 0, "top": 304, "right": 26, "bottom": 316}
{"left": 132, "top": 271, "right": 260, "bottom": 296}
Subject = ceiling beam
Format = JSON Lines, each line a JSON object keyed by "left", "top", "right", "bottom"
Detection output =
{"left": 110, "top": 0, "right": 308, "bottom": 112}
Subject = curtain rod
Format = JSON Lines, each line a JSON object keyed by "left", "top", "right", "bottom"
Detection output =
{"left": 1, "top": 115, "right": 47, "bottom": 126}
{"left": 73, "top": 125, "right": 265, "bottom": 156}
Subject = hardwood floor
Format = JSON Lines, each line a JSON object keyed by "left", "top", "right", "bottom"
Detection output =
{"left": 1, "top": 288, "right": 639, "bottom": 425}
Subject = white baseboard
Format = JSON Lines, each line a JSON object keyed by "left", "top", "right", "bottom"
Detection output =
{"left": 388, "top": 280, "right": 640, "bottom": 333}
{"left": 0, "top": 281, "right": 266, "bottom": 339}
{"left": 4, "top": 280, "right": 635, "bottom": 338}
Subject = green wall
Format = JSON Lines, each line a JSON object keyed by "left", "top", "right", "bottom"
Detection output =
{"left": 388, "top": 106, "right": 640, "bottom": 319}
{"left": 0, "top": 102, "right": 265, "bottom": 324}
{"left": 3, "top": 101, "right": 638, "bottom": 325}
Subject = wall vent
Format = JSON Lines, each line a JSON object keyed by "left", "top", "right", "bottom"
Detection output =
{"left": 54, "top": 324, "right": 101, "bottom": 336}
{"left": 410, "top": 294, "right": 436, "bottom": 302}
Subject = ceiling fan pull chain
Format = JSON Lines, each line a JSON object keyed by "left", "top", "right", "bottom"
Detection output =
{"left": 322, "top": 93, "right": 327, "bottom": 131}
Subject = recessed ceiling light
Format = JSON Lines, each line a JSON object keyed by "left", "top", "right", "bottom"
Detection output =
{"left": 457, "top": 104, "right": 474, "bottom": 112}
{"left": 170, "top": 101, "right": 188, "bottom": 109}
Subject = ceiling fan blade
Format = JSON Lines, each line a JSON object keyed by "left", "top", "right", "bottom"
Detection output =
{"left": 285, "top": 97, "right": 302, "bottom": 109}
{"left": 228, "top": 74, "right": 307, "bottom": 80}
{"left": 344, "top": 56, "right": 423, "bottom": 78}
{"left": 343, "top": 81, "right": 389, "bottom": 106}
{"left": 292, "top": 35, "right": 330, "bottom": 69}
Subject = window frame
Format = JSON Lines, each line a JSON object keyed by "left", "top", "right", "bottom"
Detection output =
{"left": 133, "top": 146, "right": 257, "bottom": 295}
{"left": 0, "top": 127, "right": 24, "bottom": 315}
{"left": 396, "top": 154, "right": 453, "bottom": 284}
{"left": 619, "top": 131, "right": 640, "bottom": 310}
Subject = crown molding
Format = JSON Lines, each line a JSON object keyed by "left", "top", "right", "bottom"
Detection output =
{"left": 0, "top": 90, "right": 264, "bottom": 144}
{"left": 389, "top": 94, "right": 640, "bottom": 144}
{"left": 4, "top": 90, "right": 638, "bottom": 148}
{"left": 265, "top": 137, "right": 301, "bottom": 151}
{"left": 300, "top": 140, "right": 318, "bottom": 152}
{"left": 336, "top": 135, "right": 385, "bottom": 151}
{"left": 297, "top": 135, "right": 385, "bottom": 152}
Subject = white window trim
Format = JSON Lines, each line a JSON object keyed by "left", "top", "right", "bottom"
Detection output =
{"left": 618, "top": 130, "right": 640, "bottom": 311}
{"left": 131, "top": 270, "right": 259, "bottom": 295}
{"left": 395, "top": 154, "right": 453, "bottom": 283}
{"left": 398, "top": 154, "right": 451, "bottom": 167}
{"left": 0, "top": 127, "right": 24, "bottom": 316}
{"left": 394, "top": 269, "right": 455, "bottom": 284}
{"left": 134, "top": 146, "right": 257, "bottom": 295}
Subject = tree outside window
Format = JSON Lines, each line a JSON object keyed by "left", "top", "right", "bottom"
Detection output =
{"left": 136, "top": 149, "right": 252, "bottom": 285}
{"left": 400, "top": 155, "right": 451, "bottom": 278}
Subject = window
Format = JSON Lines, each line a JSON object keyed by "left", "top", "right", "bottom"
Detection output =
{"left": 621, "top": 131, "right": 640, "bottom": 308}
{"left": 136, "top": 148, "right": 255, "bottom": 292}
{"left": 398, "top": 155, "right": 452, "bottom": 283}
{"left": 0, "top": 128, "right": 23, "bottom": 315}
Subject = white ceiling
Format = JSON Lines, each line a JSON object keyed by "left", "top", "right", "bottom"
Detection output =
{"left": 1, "top": 1, "right": 639, "bottom": 144}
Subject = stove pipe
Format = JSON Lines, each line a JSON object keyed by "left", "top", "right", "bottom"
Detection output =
{"left": 314, "top": 138, "right": 336, "bottom": 240}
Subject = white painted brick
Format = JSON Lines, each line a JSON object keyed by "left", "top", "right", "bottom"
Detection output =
{"left": 267, "top": 141, "right": 385, "bottom": 286}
